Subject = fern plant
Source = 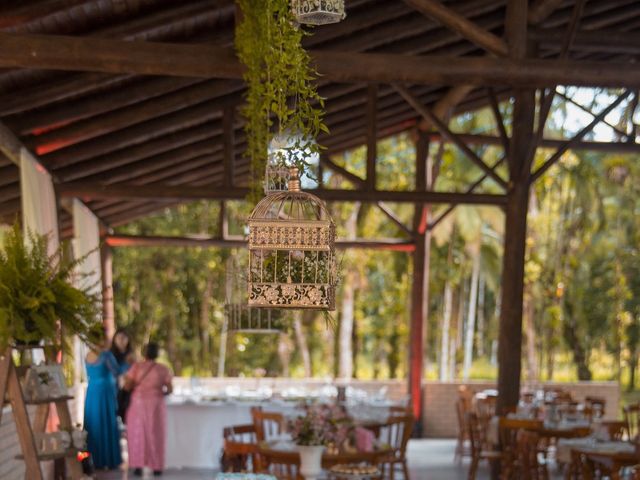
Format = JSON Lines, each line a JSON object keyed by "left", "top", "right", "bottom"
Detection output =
{"left": 235, "top": 0, "right": 328, "bottom": 195}
{"left": 0, "top": 224, "right": 102, "bottom": 353}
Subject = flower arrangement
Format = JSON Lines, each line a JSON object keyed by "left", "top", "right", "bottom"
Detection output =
{"left": 289, "top": 403, "right": 352, "bottom": 446}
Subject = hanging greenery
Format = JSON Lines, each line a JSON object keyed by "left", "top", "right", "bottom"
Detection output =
{"left": 235, "top": 0, "right": 328, "bottom": 193}
{"left": 0, "top": 224, "right": 102, "bottom": 353}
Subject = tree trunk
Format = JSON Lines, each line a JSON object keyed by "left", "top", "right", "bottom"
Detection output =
{"left": 476, "top": 273, "right": 486, "bottom": 357}
{"left": 338, "top": 203, "right": 360, "bottom": 379}
{"left": 523, "top": 288, "right": 538, "bottom": 381}
{"left": 628, "top": 350, "right": 638, "bottom": 392}
{"left": 200, "top": 273, "right": 213, "bottom": 374}
{"left": 293, "top": 311, "right": 312, "bottom": 377}
{"left": 562, "top": 302, "right": 592, "bottom": 381}
{"left": 167, "top": 310, "right": 181, "bottom": 376}
{"left": 277, "top": 333, "right": 293, "bottom": 377}
{"left": 439, "top": 281, "right": 453, "bottom": 381}
{"left": 463, "top": 251, "right": 481, "bottom": 380}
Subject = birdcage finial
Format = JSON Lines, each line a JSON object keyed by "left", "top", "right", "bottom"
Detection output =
{"left": 288, "top": 167, "right": 301, "bottom": 192}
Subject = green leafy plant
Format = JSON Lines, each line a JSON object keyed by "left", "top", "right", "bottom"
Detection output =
{"left": 0, "top": 224, "right": 102, "bottom": 353}
{"left": 235, "top": 0, "right": 328, "bottom": 194}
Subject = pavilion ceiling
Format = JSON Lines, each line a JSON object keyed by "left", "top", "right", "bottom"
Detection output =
{"left": 0, "top": 0, "right": 639, "bottom": 235}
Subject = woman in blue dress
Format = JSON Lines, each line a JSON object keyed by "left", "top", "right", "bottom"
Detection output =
{"left": 84, "top": 343, "right": 122, "bottom": 470}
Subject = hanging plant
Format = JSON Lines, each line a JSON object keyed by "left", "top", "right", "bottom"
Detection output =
{"left": 235, "top": 0, "right": 328, "bottom": 194}
{"left": 0, "top": 224, "right": 102, "bottom": 353}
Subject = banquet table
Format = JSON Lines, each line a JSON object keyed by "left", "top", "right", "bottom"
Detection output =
{"left": 257, "top": 441, "right": 391, "bottom": 470}
{"left": 164, "top": 397, "right": 393, "bottom": 469}
{"left": 557, "top": 438, "right": 635, "bottom": 465}
{"left": 487, "top": 417, "right": 591, "bottom": 445}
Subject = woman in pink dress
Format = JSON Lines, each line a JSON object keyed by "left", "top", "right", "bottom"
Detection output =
{"left": 124, "top": 343, "right": 173, "bottom": 477}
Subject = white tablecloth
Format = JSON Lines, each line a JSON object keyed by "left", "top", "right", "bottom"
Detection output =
{"left": 165, "top": 400, "right": 298, "bottom": 469}
{"left": 556, "top": 438, "right": 635, "bottom": 464}
{"left": 164, "top": 399, "right": 392, "bottom": 469}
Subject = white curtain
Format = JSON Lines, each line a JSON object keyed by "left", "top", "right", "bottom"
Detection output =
{"left": 20, "top": 148, "right": 59, "bottom": 255}
{"left": 72, "top": 199, "right": 103, "bottom": 424}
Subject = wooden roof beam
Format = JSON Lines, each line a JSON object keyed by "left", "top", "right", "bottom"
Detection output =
{"left": 394, "top": 85, "right": 508, "bottom": 189}
{"left": 57, "top": 183, "right": 507, "bottom": 206}
{"left": 528, "top": 0, "right": 565, "bottom": 25}
{"left": 104, "top": 234, "right": 416, "bottom": 252}
{"left": 403, "top": 0, "right": 508, "bottom": 56}
{"left": 2, "top": 32, "right": 640, "bottom": 87}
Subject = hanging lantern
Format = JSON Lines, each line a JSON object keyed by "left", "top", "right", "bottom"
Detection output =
{"left": 291, "top": 0, "right": 346, "bottom": 25}
{"left": 225, "top": 258, "right": 286, "bottom": 333}
{"left": 248, "top": 167, "right": 336, "bottom": 310}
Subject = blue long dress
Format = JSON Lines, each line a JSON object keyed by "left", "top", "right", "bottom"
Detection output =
{"left": 84, "top": 351, "right": 122, "bottom": 469}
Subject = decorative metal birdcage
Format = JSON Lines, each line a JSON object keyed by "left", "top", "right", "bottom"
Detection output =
{"left": 224, "top": 257, "right": 286, "bottom": 333}
{"left": 248, "top": 167, "right": 336, "bottom": 310}
{"left": 291, "top": 0, "right": 346, "bottom": 25}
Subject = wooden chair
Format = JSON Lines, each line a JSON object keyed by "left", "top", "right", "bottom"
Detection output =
{"left": 515, "top": 429, "right": 548, "bottom": 480}
{"left": 585, "top": 396, "right": 606, "bottom": 419}
{"left": 624, "top": 403, "right": 640, "bottom": 441}
{"left": 251, "top": 407, "right": 286, "bottom": 442}
{"left": 222, "top": 424, "right": 259, "bottom": 473}
{"left": 257, "top": 448, "right": 302, "bottom": 480}
{"left": 498, "top": 417, "right": 543, "bottom": 480}
{"left": 466, "top": 412, "right": 501, "bottom": 480}
{"left": 377, "top": 414, "right": 413, "bottom": 480}
{"left": 592, "top": 420, "right": 626, "bottom": 441}
{"left": 455, "top": 397, "right": 472, "bottom": 460}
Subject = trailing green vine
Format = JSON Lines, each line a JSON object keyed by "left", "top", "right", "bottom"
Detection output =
{"left": 235, "top": 0, "right": 328, "bottom": 195}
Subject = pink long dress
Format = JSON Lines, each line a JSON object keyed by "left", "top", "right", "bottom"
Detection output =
{"left": 125, "top": 360, "right": 172, "bottom": 471}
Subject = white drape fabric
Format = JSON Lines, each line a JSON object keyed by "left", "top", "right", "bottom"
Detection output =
{"left": 72, "top": 199, "right": 103, "bottom": 424}
{"left": 20, "top": 148, "right": 59, "bottom": 255}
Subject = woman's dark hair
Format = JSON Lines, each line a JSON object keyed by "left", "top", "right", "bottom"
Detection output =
{"left": 145, "top": 343, "right": 159, "bottom": 361}
{"left": 110, "top": 328, "right": 132, "bottom": 364}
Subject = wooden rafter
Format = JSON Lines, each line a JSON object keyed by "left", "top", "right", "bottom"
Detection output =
{"left": 394, "top": 85, "right": 508, "bottom": 189}
{"left": 528, "top": 0, "right": 564, "bottom": 25}
{"left": 487, "top": 88, "right": 510, "bottom": 153}
{"left": 531, "top": 90, "right": 632, "bottom": 182}
{"left": 105, "top": 234, "right": 415, "bottom": 252}
{"left": 57, "top": 183, "right": 508, "bottom": 206}
{"left": 403, "top": 0, "right": 508, "bottom": 56}
{"left": 1, "top": 32, "right": 640, "bottom": 87}
{"left": 223, "top": 106, "right": 235, "bottom": 187}
{"left": 366, "top": 84, "right": 378, "bottom": 191}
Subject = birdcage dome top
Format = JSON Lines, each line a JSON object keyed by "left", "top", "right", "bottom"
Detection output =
{"left": 248, "top": 190, "right": 334, "bottom": 225}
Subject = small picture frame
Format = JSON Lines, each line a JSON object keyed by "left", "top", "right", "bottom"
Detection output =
{"left": 23, "top": 365, "right": 68, "bottom": 402}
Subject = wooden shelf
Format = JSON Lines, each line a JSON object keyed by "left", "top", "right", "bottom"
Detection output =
{"left": 25, "top": 395, "right": 74, "bottom": 405}
{"left": 16, "top": 448, "right": 78, "bottom": 461}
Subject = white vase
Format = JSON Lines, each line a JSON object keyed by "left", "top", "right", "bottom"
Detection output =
{"left": 297, "top": 445, "right": 324, "bottom": 480}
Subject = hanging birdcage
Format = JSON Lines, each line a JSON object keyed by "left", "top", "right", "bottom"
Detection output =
{"left": 224, "top": 258, "right": 286, "bottom": 333}
{"left": 248, "top": 167, "right": 336, "bottom": 310}
{"left": 291, "top": 0, "right": 346, "bottom": 25}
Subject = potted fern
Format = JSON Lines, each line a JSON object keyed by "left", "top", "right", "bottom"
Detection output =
{"left": 0, "top": 224, "right": 102, "bottom": 353}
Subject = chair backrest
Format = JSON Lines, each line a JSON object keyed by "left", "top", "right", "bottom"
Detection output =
{"left": 465, "top": 412, "right": 483, "bottom": 457}
{"left": 499, "top": 417, "right": 543, "bottom": 454}
{"left": 475, "top": 396, "right": 497, "bottom": 420}
{"left": 258, "top": 449, "right": 302, "bottom": 480}
{"left": 624, "top": 403, "right": 640, "bottom": 441}
{"left": 378, "top": 414, "right": 413, "bottom": 458}
{"left": 456, "top": 398, "right": 468, "bottom": 438}
{"left": 222, "top": 424, "right": 259, "bottom": 473}
{"left": 389, "top": 405, "right": 411, "bottom": 415}
{"left": 593, "top": 420, "right": 626, "bottom": 441}
{"left": 458, "top": 385, "right": 474, "bottom": 410}
{"left": 516, "top": 429, "right": 543, "bottom": 480}
{"left": 585, "top": 396, "right": 606, "bottom": 418}
{"left": 252, "top": 407, "right": 285, "bottom": 442}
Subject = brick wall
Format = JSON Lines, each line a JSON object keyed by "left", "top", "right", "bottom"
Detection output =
{"left": 421, "top": 380, "right": 621, "bottom": 437}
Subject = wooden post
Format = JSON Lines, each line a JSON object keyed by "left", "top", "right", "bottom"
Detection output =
{"left": 409, "top": 131, "right": 430, "bottom": 433}
{"left": 496, "top": 0, "right": 536, "bottom": 415}
{"left": 101, "top": 244, "right": 115, "bottom": 339}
